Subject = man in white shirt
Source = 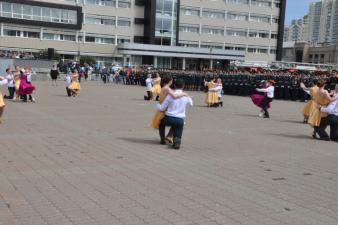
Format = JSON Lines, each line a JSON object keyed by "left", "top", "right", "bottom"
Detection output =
{"left": 157, "top": 79, "right": 193, "bottom": 149}
{"left": 65, "top": 73, "right": 72, "bottom": 97}
{"left": 0, "top": 76, "right": 8, "bottom": 123}
{"left": 144, "top": 74, "right": 153, "bottom": 101}
{"left": 320, "top": 84, "right": 338, "bottom": 142}
{"left": 256, "top": 80, "right": 275, "bottom": 118}
{"left": 3, "top": 68, "right": 15, "bottom": 100}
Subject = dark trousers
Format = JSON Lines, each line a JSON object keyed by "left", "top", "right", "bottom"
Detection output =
{"left": 144, "top": 91, "right": 153, "bottom": 101}
{"left": 262, "top": 97, "right": 273, "bottom": 117}
{"left": 4, "top": 87, "right": 15, "bottom": 99}
{"left": 327, "top": 115, "right": 338, "bottom": 141}
{"left": 159, "top": 116, "right": 184, "bottom": 145}
{"left": 66, "top": 87, "right": 72, "bottom": 97}
{"left": 314, "top": 117, "right": 329, "bottom": 139}
{"left": 22, "top": 94, "right": 33, "bottom": 102}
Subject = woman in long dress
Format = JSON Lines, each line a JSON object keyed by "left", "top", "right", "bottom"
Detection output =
{"left": 150, "top": 75, "right": 188, "bottom": 144}
{"left": 13, "top": 66, "right": 21, "bottom": 101}
{"left": 300, "top": 80, "right": 318, "bottom": 124}
{"left": 308, "top": 80, "right": 338, "bottom": 140}
{"left": 17, "top": 69, "right": 35, "bottom": 102}
{"left": 205, "top": 77, "right": 219, "bottom": 107}
{"left": 151, "top": 73, "right": 161, "bottom": 101}
{"left": 0, "top": 76, "right": 8, "bottom": 123}
{"left": 68, "top": 70, "right": 81, "bottom": 97}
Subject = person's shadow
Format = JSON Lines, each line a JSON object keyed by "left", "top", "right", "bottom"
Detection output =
{"left": 117, "top": 137, "right": 159, "bottom": 145}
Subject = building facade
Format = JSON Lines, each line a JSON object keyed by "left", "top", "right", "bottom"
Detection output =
{"left": 284, "top": 18, "right": 309, "bottom": 42}
{"left": 0, "top": 0, "right": 286, "bottom": 69}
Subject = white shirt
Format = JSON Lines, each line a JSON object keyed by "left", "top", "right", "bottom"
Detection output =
{"left": 0, "top": 79, "right": 8, "bottom": 86}
{"left": 157, "top": 90, "right": 193, "bottom": 119}
{"left": 26, "top": 72, "right": 33, "bottom": 82}
{"left": 210, "top": 85, "right": 223, "bottom": 98}
{"left": 65, "top": 75, "right": 72, "bottom": 86}
{"left": 5, "top": 73, "right": 14, "bottom": 87}
{"left": 321, "top": 94, "right": 338, "bottom": 116}
{"left": 146, "top": 78, "right": 153, "bottom": 91}
{"left": 257, "top": 86, "right": 275, "bottom": 98}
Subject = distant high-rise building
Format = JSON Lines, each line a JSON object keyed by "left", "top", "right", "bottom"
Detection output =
{"left": 284, "top": 18, "right": 309, "bottom": 42}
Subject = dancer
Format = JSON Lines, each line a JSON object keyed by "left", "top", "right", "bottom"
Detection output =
{"left": 205, "top": 77, "right": 219, "bottom": 107}
{"left": 17, "top": 69, "right": 35, "bottom": 103}
{"left": 65, "top": 72, "right": 72, "bottom": 97}
{"left": 144, "top": 73, "right": 153, "bottom": 101}
{"left": 152, "top": 73, "right": 161, "bottom": 101}
{"left": 320, "top": 84, "right": 338, "bottom": 142}
{"left": 209, "top": 78, "right": 223, "bottom": 107}
{"left": 256, "top": 80, "right": 275, "bottom": 118}
{"left": 157, "top": 79, "right": 193, "bottom": 150}
{"left": 300, "top": 80, "right": 318, "bottom": 123}
{"left": 68, "top": 69, "right": 81, "bottom": 97}
{"left": 13, "top": 66, "right": 21, "bottom": 101}
{"left": 150, "top": 75, "right": 188, "bottom": 144}
{"left": 0, "top": 76, "right": 8, "bottom": 124}
{"left": 50, "top": 65, "right": 59, "bottom": 86}
{"left": 3, "top": 68, "right": 15, "bottom": 100}
{"left": 308, "top": 80, "right": 338, "bottom": 140}
{"left": 24, "top": 65, "right": 36, "bottom": 102}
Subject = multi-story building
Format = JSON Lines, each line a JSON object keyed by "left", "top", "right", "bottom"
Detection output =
{"left": 284, "top": 18, "right": 309, "bottom": 42}
{"left": 0, "top": 0, "right": 286, "bottom": 69}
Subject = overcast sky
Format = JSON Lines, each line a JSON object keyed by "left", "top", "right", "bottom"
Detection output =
{"left": 285, "top": 0, "right": 318, "bottom": 25}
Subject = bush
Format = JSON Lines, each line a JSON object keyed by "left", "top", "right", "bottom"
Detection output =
{"left": 80, "top": 55, "right": 96, "bottom": 66}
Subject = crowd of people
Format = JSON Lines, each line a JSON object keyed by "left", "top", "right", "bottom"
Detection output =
{"left": 141, "top": 69, "right": 338, "bottom": 148}
{"left": 1, "top": 64, "right": 338, "bottom": 148}
{"left": 0, "top": 50, "right": 35, "bottom": 59}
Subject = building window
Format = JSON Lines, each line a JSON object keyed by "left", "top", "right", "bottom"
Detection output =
{"left": 180, "top": 6, "right": 200, "bottom": 16}
{"left": 226, "top": 0, "right": 249, "bottom": 5}
{"left": 85, "top": 34, "right": 115, "bottom": 44}
{"left": 202, "top": 9, "right": 224, "bottom": 19}
{"left": 117, "top": 36, "right": 130, "bottom": 44}
{"left": 117, "top": 17, "right": 131, "bottom": 27}
{"left": 226, "top": 29, "right": 247, "bottom": 37}
{"left": 86, "top": 0, "right": 116, "bottom": 6}
{"left": 85, "top": 15, "right": 116, "bottom": 26}
{"left": 250, "top": 15, "right": 270, "bottom": 23}
{"left": 118, "top": 0, "right": 131, "bottom": 8}
{"left": 0, "top": 1, "right": 78, "bottom": 25}
{"left": 179, "top": 24, "right": 200, "bottom": 33}
{"left": 249, "top": 31, "right": 270, "bottom": 38}
{"left": 226, "top": 12, "right": 248, "bottom": 21}
{"left": 202, "top": 27, "right": 224, "bottom": 36}
{"left": 251, "top": 0, "right": 272, "bottom": 7}
{"left": 3, "top": 28, "right": 40, "bottom": 39}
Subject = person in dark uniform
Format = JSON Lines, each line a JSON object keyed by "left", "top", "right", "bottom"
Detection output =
{"left": 50, "top": 65, "right": 59, "bottom": 86}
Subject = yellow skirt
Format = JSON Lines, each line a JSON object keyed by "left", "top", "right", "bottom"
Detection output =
{"left": 0, "top": 93, "right": 5, "bottom": 108}
{"left": 205, "top": 92, "right": 219, "bottom": 105}
{"left": 308, "top": 107, "right": 328, "bottom": 127}
{"left": 14, "top": 80, "right": 21, "bottom": 91}
{"left": 152, "top": 84, "right": 161, "bottom": 95}
{"left": 69, "top": 81, "right": 81, "bottom": 91}
{"left": 302, "top": 100, "right": 315, "bottom": 117}
{"left": 150, "top": 110, "right": 165, "bottom": 129}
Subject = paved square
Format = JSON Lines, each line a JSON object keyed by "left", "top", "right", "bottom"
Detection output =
{"left": 1, "top": 81, "right": 338, "bottom": 225}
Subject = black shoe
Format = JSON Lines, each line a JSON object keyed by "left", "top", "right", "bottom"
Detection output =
{"left": 144, "top": 96, "right": 148, "bottom": 101}
{"left": 219, "top": 102, "right": 223, "bottom": 107}
{"left": 312, "top": 131, "right": 317, "bottom": 139}
{"left": 160, "top": 139, "right": 165, "bottom": 145}
{"left": 319, "top": 137, "right": 330, "bottom": 141}
{"left": 173, "top": 143, "right": 180, "bottom": 150}
{"left": 263, "top": 115, "right": 270, "bottom": 118}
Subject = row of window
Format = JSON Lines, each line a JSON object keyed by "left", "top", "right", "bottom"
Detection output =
{"left": 181, "top": 7, "right": 279, "bottom": 24}
{"left": 1, "top": 27, "right": 130, "bottom": 44}
{"left": 85, "top": 14, "right": 131, "bottom": 27}
{"left": 213, "top": 0, "right": 280, "bottom": 8}
{"left": 0, "top": 2, "right": 78, "bottom": 25}
{"left": 179, "top": 25, "right": 277, "bottom": 39}
{"left": 179, "top": 40, "right": 276, "bottom": 54}
{"left": 80, "top": 0, "right": 131, "bottom": 8}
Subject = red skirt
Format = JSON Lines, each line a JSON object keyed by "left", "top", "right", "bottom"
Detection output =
{"left": 251, "top": 94, "right": 271, "bottom": 108}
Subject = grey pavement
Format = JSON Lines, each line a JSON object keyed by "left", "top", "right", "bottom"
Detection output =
{"left": 0, "top": 81, "right": 338, "bottom": 225}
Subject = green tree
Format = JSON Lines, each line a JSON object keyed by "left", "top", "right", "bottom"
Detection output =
{"left": 80, "top": 55, "right": 96, "bottom": 66}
